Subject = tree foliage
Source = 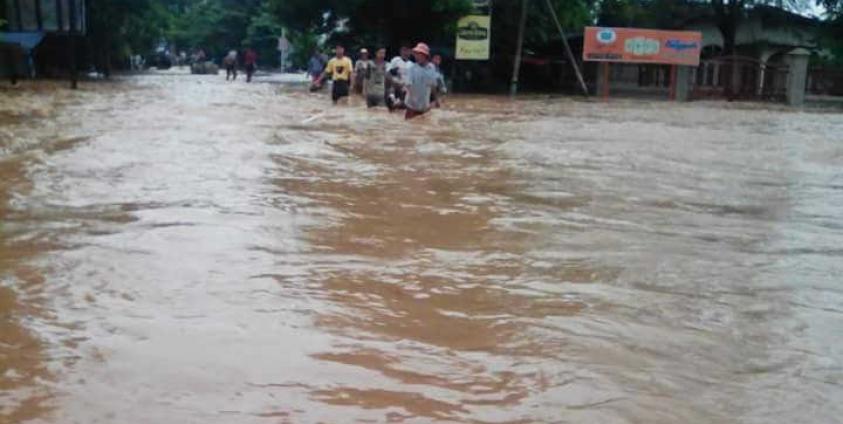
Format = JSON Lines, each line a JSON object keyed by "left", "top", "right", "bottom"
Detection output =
{"left": 166, "top": 0, "right": 263, "bottom": 58}
{"left": 597, "top": 0, "right": 835, "bottom": 55}
{"left": 268, "top": 0, "right": 473, "bottom": 49}
{"left": 87, "top": 0, "right": 170, "bottom": 72}
{"left": 82, "top": 0, "right": 843, "bottom": 73}
{"left": 597, "top": 0, "right": 695, "bottom": 28}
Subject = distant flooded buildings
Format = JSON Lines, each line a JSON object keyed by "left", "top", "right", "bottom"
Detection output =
{"left": 1, "top": 0, "right": 87, "bottom": 86}
{"left": 595, "top": 5, "right": 839, "bottom": 103}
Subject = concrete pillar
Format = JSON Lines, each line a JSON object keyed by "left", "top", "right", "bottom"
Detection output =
{"left": 675, "top": 65, "right": 693, "bottom": 101}
{"left": 713, "top": 64, "right": 720, "bottom": 87}
{"left": 756, "top": 50, "right": 775, "bottom": 96}
{"left": 4, "top": 47, "right": 20, "bottom": 85}
{"left": 785, "top": 48, "right": 810, "bottom": 107}
{"left": 596, "top": 62, "right": 610, "bottom": 98}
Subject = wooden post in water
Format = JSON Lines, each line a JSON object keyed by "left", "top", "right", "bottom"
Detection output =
{"left": 601, "top": 62, "right": 610, "bottom": 100}
{"left": 509, "top": 0, "right": 529, "bottom": 97}
{"left": 668, "top": 65, "right": 678, "bottom": 100}
{"left": 6, "top": 48, "right": 19, "bottom": 86}
{"left": 68, "top": 0, "right": 78, "bottom": 89}
{"left": 70, "top": 37, "right": 78, "bottom": 89}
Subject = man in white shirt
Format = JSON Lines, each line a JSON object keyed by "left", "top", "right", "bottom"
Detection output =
{"left": 388, "top": 45, "right": 412, "bottom": 104}
{"left": 224, "top": 50, "right": 238, "bottom": 81}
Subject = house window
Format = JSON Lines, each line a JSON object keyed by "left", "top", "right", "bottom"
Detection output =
{"left": 42, "top": 0, "right": 58, "bottom": 31}
{"left": 56, "top": 0, "right": 69, "bottom": 31}
{"left": 18, "top": 0, "right": 38, "bottom": 31}
{"left": 1, "top": 1, "right": 10, "bottom": 29}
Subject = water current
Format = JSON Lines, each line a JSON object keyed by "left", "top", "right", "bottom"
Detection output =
{"left": 1, "top": 73, "right": 842, "bottom": 423}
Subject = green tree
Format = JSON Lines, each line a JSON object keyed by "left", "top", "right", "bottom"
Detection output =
{"left": 166, "top": 0, "right": 263, "bottom": 59}
{"left": 478, "top": 0, "right": 594, "bottom": 91}
{"left": 597, "top": 1, "right": 826, "bottom": 56}
{"left": 597, "top": 0, "right": 695, "bottom": 28}
{"left": 244, "top": 4, "right": 286, "bottom": 67}
{"left": 87, "top": 0, "right": 170, "bottom": 74}
{"left": 494, "top": 0, "right": 594, "bottom": 51}
{"left": 268, "top": 0, "right": 473, "bottom": 50}
{"left": 818, "top": 0, "right": 843, "bottom": 64}
{"left": 705, "top": 1, "right": 820, "bottom": 56}
{"left": 287, "top": 31, "right": 320, "bottom": 69}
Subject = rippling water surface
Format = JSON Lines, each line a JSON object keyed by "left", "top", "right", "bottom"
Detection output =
{"left": 1, "top": 73, "right": 842, "bottom": 423}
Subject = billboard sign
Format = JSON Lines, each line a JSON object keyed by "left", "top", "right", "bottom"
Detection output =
{"left": 583, "top": 27, "right": 702, "bottom": 66}
{"left": 456, "top": 15, "right": 491, "bottom": 61}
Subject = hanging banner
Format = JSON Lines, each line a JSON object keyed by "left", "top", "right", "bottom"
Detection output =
{"left": 583, "top": 27, "right": 702, "bottom": 66}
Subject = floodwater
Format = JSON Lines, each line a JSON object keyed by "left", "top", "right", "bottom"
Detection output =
{"left": 1, "top": 73, "right": 842, "bottom": 424}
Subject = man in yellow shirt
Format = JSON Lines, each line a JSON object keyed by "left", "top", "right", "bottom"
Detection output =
{"left": 317, "top": 45, "right": 354, "bottom": 104}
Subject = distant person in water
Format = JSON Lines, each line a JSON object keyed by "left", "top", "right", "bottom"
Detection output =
{"left": 403, "top": 43, "right": 440, "bottom": 120}
{"left": 363, "top": 48, "right": 393, "bottom": 109}
{"left": 307, "top": 50, "right": 326, "bottom": 91}
{"left": 244, "top": 48, "right": 258, "bottom": 83}
{"left": 388, "top": 45, "right": 412, "bottom": 106}
{"left": 430, "top": 54, "right": 448, "bottom": 108}
{"left": 224, "top": 50, "right": 238, "bottom": 81}
{"left": 353, "top": 48, "right": 373, "bottom": 95}
{"left": 317, "top": 45, "right": 354, "bottom": 104}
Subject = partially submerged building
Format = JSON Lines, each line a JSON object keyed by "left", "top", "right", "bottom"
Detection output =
{"left": 598, "top": 5, "right": 838, "bottom": 102}
{"left": 1, "top": 0, "right": 87, "bottom": 85}
{"left": 685, "top": 5, "right": 822, "bottom": 100}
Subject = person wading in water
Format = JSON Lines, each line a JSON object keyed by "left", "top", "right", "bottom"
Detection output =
{"left": 244, "top": 48, "right": 258, "bottom": 83}
{"left": 308, "top": 50, "right": 326, "bottom": 91}
{"left": 363, "top": 48, "right": 393, "bottom": 109}
{"left": 403, "top": 43, "right": 440, "bottom": 120}
{"left": 316, "top": 45, "right": 354, "bottom": 104}
{"left": 387, "top": 45, "right": 412, "bottom": 107}
{"left": 353, "top": 48, "right": 373, "bottom": 96}
{"left": 223, "top": 50, "right": 238, "bottom": 81}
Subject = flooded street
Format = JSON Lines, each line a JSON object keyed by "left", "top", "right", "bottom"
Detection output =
{"left": 1, "top": 73, "right": 842, "bottom": 423}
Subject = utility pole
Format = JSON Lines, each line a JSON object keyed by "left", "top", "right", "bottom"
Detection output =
{"left": 543, "top": 0, "right": 589, "bottom": 96}
{"left": 6, "top": 49, "right": 19, "bottom": 86}
{"left": 510, "top": 0, "right": 529, "bottom": 97}
{"left": 68, "top": 0, "right": 78, "bottom": 89}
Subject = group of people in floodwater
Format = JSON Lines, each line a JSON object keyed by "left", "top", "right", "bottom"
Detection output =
{"left": 221, "top": 48, "right": 259, "bottom": 83}
{"left": 308, "top": 42, "right": 447, "bottom": 120}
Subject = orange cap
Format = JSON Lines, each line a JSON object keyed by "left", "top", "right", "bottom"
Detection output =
{"left": 412, "top": 43, "right": 431, "bottom": 57}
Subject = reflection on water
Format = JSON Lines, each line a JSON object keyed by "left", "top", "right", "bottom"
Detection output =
{"left": 0, "top": 159, "right": 53, "bottom": 424}
{"left": 1, "top": 72, "right": 842, "bottom": 423}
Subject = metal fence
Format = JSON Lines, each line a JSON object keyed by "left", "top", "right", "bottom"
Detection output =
{"left": 808, "top": 67, "right": 843, "bottom": 97}
{"left": 691, "top": 56, "right": 789, "bottom": 102}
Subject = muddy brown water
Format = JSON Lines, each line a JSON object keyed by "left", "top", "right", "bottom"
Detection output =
{"left": 1, "top": 73, "right": 842, "bottom": 423}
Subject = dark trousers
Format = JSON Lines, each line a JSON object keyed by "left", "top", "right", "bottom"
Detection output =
{"left": 245, "top": 64, "right": 256, "bottom": 82}
{"left": 226, "top": 65, "right": 237, "bottom": 80}
{"left": 367, "top": 94, "right": 391, "bottom": 108}
{"left": 332, "top": 80, "right": 350, "bottom": 103}
{"left": 405, "top": 108, "right": 427, "bottom": 120}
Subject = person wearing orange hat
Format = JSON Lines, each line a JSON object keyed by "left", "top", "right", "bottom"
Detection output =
{"left": 403, "top": 42, "right": 441, "bottom": 120}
